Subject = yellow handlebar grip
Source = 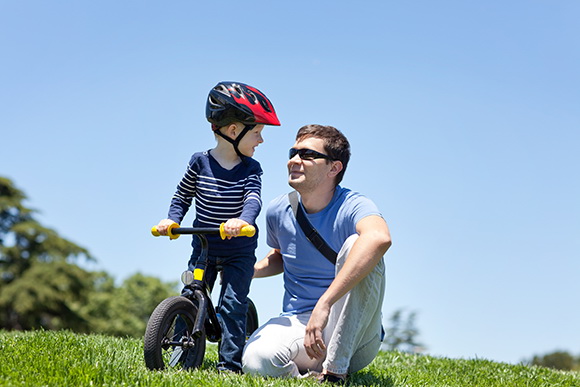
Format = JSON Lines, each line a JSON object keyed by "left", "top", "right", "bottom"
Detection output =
{"left": 167, "top": 222, "right": 180, "bottom": 240}
{"left": 240, "top": 225, "right": 256, "bottom": 237}
{"left": 219, "top": 223, "right": 227, "bottom": 240}
{"left": 151, "top": 223, "right": 180, "bottom": 240}
{"left": 219, "top": 223, "right": 256, "bottom": 239}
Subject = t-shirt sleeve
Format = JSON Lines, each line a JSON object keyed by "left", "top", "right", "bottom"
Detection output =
{"left": 167, "top": 155, "right": 198, "bottom": 224}
{"left": 266, "top": 196, "right": 283, "bottom": 250}
{"left": 349, "top": 194, "right": 383, "bottom": 229}
{"left": 239, "top": 161, "right": 263, "bottom": 225}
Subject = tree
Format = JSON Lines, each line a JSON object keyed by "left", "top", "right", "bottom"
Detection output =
{"left": 111, "top": 273, "right": 178, "bottom": 336}
{"left": 81, "top": 272, "right": 178, "bottom": 337}
{"left": 383, "top": 308, "right": 425, "bottom": 353}
{"left": 530, "top": 351, "right": 580, "bottom": 371}
{"left": 0, "top": 177, "right": 94, "bottom": 331}
{"left": 1, "top": 176, "right": 179, "bottom": 337}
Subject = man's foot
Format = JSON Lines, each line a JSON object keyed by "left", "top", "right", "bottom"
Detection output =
{"left": 318, "top": 371, "right": 346, "bottom": 384}
{"left": 299, "top": 370, "right": 321, "bottom": 379}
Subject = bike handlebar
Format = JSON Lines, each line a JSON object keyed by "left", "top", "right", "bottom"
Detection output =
{"left": 151, "top": 222, "right": 256, "bottom": 240}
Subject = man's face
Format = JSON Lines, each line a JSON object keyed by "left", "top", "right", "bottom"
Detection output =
{"left": 287, "top": 136, "right": 334, "bottom": 192}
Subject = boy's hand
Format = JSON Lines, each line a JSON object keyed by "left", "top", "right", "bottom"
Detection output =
{"left": 156, "top": 219, "right": 176, "bottom": 236}
{"left": 223, "top": 218, "right": 250, "bottom": 239}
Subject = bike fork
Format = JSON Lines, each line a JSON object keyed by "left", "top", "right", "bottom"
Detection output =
{"left": 192, "top": 288, "right": 222, "bottom": 342}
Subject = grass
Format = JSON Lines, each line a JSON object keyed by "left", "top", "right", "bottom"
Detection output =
{"left": 0, "top": 330, "right": 578, "bottom": 386}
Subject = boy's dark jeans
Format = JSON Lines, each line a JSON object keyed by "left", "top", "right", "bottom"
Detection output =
{"left": 186, "top": 251, "right": 256, "bottom": 372}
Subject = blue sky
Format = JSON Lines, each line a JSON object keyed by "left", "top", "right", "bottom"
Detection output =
{"left": 2, "top": 1, "right": 579, "bottom": 365}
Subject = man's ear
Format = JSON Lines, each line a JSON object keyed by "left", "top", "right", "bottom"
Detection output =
{"left": 328, "top": 160, "right": 343, "bottom": 178}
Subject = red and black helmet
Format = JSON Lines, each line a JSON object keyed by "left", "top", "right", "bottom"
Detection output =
{"left": 206, "top": 81, "right": 281, "bottom": 128}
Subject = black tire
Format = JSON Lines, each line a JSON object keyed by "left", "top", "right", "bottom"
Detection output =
{"left": 245, "top": 298, "right": 259, "bottom": 339}
{"left": 144, "top": 296, "right": 206, "bottom": 370}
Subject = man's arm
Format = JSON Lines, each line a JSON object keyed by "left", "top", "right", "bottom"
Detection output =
{"left": 254, "top": 248, "right": 284, "bottom": 278}
{"left": 304, "top": 215, "right": 392, "bottom": 360}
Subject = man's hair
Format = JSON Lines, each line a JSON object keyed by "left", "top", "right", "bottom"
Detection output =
{"left": 296, "top": 124, "right": 351, "bottom": 185}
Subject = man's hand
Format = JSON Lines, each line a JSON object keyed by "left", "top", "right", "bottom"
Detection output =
{"left": 304, "top": 302, "right": 331, "bottom": 360}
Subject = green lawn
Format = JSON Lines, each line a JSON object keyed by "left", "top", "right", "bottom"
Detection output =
{"left": 0, "top": 330, "right": 577, "bottom": 386}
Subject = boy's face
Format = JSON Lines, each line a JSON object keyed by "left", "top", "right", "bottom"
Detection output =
{"left": 237, "top": 124, "right": 264, "bottom": 157}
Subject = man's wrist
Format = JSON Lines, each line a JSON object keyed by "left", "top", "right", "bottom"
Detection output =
{"left": 316, "top": 295, "right": 333, "bottom": 313}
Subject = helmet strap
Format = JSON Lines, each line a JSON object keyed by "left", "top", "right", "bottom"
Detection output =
{"left": 214, "top": 124, "right": 256, "bottom": 159}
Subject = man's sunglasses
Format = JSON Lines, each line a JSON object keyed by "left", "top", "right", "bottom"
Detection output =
{"left": 289, "top": 148, "right": 334, "bottom": 161}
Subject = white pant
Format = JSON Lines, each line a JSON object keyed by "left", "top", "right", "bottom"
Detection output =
{"left": 242, "top": 234, "right": 386, "bottom": 377}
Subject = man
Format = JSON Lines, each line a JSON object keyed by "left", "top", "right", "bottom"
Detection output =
{"left": 242, "top": 124, "right": 392, "bottom": 384}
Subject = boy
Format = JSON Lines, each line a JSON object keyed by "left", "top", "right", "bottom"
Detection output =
{"left": 156, "top": 81, "right": 280, "bottom": 372}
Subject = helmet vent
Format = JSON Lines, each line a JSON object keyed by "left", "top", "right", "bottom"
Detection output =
{"left": 208, "top": 95, "right": 220, "bottom": 107}
{"left": 259, "top": 98, "right": 271, "bottom": 112}
{"left": 246, "top": 91, "right": 258, "bottom": 105}
{"left": 231, "top": 84, "right": 243, "bottom": 98}
{"left": 214, "top": 84, "right": 229, "bottom": 96}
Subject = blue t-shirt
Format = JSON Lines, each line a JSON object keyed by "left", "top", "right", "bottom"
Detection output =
{"left": 266, "top": 186, "right": 382, "bottom": 315}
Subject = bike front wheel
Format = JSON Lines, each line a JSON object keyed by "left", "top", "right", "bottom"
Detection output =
{"left": 144, "top": 296, "right": 206, "bottom": 370}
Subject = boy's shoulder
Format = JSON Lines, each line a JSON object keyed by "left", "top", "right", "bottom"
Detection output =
{"left": 187, "top": 150, "right": 210, "bottom": 164}
{"left": 230, "top": 156, "right": 262, "bottom": 175}
{"left": 243, "top": 156, "right": 262, "bottom": 171}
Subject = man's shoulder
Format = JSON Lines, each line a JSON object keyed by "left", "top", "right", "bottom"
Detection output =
{"left": 335, "top": 186, "right": 372, "bottom": 204}
{"left": 334, "top": 186, "right": 381, "bottom": 218}
{"left": 266, "top": 192, "right": 293, "bottom": 217}
{"left": 265, "top": 192, "right": 294, "bottom": 234}
{"left": 269, "top": 192, "right": 291, "bottom": 208}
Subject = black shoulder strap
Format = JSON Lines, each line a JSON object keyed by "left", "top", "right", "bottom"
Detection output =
{"left": 288, "top": 191, "right": 337, "bottom": 265}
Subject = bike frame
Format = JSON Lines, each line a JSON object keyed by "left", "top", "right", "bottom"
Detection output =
{"left": 178, "top": 229, "right": 222, "bottom": 342}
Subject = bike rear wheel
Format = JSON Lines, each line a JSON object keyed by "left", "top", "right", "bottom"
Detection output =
{"left": 144, "top": 296, "right": 206, "bottom": 370}
{"left": 245, "top": 298, "right": 259, "bottom": 339}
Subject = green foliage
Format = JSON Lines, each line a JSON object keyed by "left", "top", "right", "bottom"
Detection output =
{"left": 0, "top": 177, "right": 177, "bottom": 337}
{"left": 0, "top": 261, "right": 92, "bottom": 331}
{"left": 0, "top": 177, "right": 93, "bottom": 330}
{"left": 0, "top": 330, "right": 578, "bottom": 387}
{"left": 530, "top": 350, "right": 580, "bottom": 371}
{"left": 384, "top": 308, "right": 424, "bottom": 353}
{"left": 0, "top": 178, "right": 93, "bottom": 282}
{"left": 82, "top": 272, "right": 178, "bottom": 337}
{"left": 0, "top": 176, "right": 32, "bottom": 235}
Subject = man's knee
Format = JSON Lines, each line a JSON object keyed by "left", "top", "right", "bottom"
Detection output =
{"left": 348, "top": 332, "right": 382, "bottom": 374}
{"left": 242, "top": 346, "right": 269, "bottom": 375}
{"left": 336, "top": 234, "right": 359, "bottom": 269}
{"left": 242, "top": 338, "right": 294, "bottom": 377}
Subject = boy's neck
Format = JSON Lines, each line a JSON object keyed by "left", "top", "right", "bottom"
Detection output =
{"left": 210, "top": 143, "right": 241, "bottom": 170}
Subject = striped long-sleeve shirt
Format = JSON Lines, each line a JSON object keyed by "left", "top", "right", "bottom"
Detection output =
{"left": 167, "top": 150, "right": 262, "bottom": 256}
